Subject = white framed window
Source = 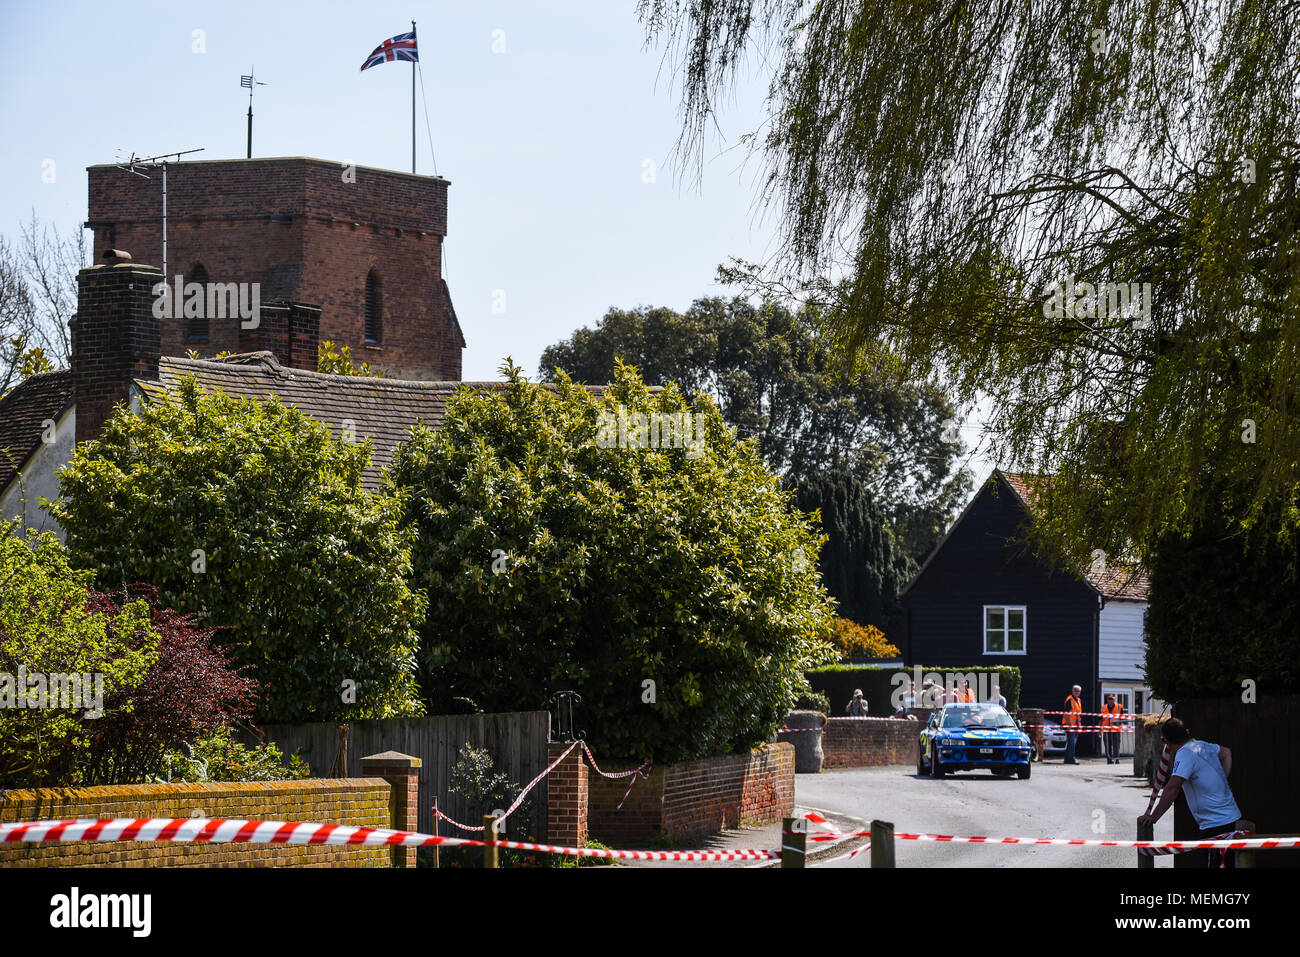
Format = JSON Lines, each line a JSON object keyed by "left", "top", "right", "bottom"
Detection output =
{"left": 983, "top": 605, "right": 1027, "bottom": 654}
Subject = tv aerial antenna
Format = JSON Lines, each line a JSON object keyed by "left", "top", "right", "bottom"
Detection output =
{"left": 112, "top": 147, "right": 205, "bottom": 280}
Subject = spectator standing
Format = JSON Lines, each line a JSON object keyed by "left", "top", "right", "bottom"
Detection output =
{"left": 1101, "top": 694, "right": 1124, "bottom": 764}
{"left": 846, "top": 689, "right": 869, "bottom": 716}
{"left": 1138, "top": 719, "right": 1243, "bottom": 868}
{"left": 990, "top": 684, "right": 1007, "bottom": 708}
{"left": 1062, "top": 685, "right": 1084, "bottom": 764}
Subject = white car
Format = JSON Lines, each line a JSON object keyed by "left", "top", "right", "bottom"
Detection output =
{"left": 1039, "top": 717, "right": 1068, "bottom": 758}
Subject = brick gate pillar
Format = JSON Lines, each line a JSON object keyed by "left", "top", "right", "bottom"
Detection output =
{"left": 546, "top": 742, "right": 588, "bottom": 847}
{"left": 360, "top": 750, "right": 422, "bottom": 868}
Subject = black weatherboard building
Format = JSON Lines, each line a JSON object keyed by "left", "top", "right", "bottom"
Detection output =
{"left": 900, "top": 470, "right": 1152, "bottom": 752}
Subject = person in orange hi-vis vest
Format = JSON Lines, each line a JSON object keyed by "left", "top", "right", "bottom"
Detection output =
{"left": 1101, "top": 694, "right": 1125, "bottom": 764}
{"left": 1063, "top": 685, "right": 1084, "bottom": 764}
{"left": 961, "top": 680, "right": 976, "bottom": 703}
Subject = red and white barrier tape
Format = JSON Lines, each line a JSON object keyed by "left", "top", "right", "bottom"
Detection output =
{"left": 3, "top": 814, "right": 1293, "bottom": 862}
{"left": 431, "top": 738, "right": 584, "bottom": 832}
{"left": 775, "top": 727, "right": 824, "bottom": 733}
{"left": 0, "top": 817, "right": 776, "bottom": 861}
{"left": 1137, "top": 830, "right": 1248, "bottom": 858}
{"left": 795, "top": 825, "right": 1294, "bottom": 852}
{"left": 1024, "top": 724, "right": 1135, "bottom": 731}
{"left": 0, "top": 817, "right": 471, "bottom": 849}
{"left": 571, "top": 742, "right": 653, "bottom": 809}
{"left": 577, "top": 740, "right": 649, "bottom": 780}
{"left": 1145, "top": 743, "right": 1171, "bottom": 814}
{"left": 433, "top": 807, "right": 486, "bottom": 833}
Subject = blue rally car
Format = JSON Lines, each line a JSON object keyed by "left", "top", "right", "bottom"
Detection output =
{"left": 918, "top": 703, "right": 1033, "bottom": 779}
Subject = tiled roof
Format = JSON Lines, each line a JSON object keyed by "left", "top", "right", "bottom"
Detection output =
{"left": 998, "top": 470, "right": 1041, "bottom": 508}
{"left": 0, "top": 370, "right": 75, "bottom": 495}
{"left": 134, "top": 353, "right": 608, "bottom": 491}
{"left": 995, "top": 469, "right": 1149, "bottom": 600}
{"left": 1084, "top": 563, "right": 1150, "bottom": 601}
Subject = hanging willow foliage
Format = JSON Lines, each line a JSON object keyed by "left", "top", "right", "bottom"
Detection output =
{"left": 640, "top": 0, "right": 1300, "bottom": 569}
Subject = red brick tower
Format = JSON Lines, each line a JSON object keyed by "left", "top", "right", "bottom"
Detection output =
{"left": 86, "top": 157, "right": 464, "bottom": 380}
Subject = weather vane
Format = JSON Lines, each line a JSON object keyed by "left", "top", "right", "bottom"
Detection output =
{"left": 241, "top": 66, "right": 267, "bottom": 159}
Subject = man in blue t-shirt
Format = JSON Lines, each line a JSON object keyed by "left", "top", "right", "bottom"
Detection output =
{"left": 1138, "top": 718, "right": 1243, "bottom": 867}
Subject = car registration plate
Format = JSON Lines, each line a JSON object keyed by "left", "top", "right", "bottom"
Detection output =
{"left": 979, "top": 748, "right": 993, "bottom": 754}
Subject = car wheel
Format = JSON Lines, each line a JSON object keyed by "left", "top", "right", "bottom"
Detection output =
{"left": 1017, "top": 759, "right": 1031, "bottom": 780}
{"left": 930, "top": 742, "right": 946, "bottom": 778}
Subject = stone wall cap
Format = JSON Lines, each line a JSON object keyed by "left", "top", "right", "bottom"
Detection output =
{"left": 359, "top": 750, "right": 422, "bottom": 767}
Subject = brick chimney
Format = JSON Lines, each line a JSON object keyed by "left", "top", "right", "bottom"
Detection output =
{"left": 72, "top": 251, "right": 163, "bottom": 444}
{"left": 238, "top": 300, "right": 321, "bottom": 371}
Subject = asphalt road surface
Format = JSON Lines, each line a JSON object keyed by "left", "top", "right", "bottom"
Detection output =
{"left": 799, "top": 757, "right": 1176, "bottom": 868}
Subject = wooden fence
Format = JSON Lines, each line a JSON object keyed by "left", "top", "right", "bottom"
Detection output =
{"left": 242, "top": 712, "right": 552, "bottom": 839}
{"left": 1172, "top": 695, "right": 1300, "bottom": 869}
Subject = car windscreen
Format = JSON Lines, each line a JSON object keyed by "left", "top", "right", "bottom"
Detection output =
{"left": 941, "top": 707, "right": 1016, "bottom": 729}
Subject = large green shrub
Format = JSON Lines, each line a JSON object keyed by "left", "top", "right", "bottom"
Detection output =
{"left": 1146, "top": 498, "right": 1299, "bottom": 699}
{"left": 51, "top": 377, "right": 426, "bottom": 723}
{"left": 387, "top": 360, "right": 837, "bottom": 763}
{"left": 0, "top": 524, "right": 156, "bottom": 787}
{"left": 155, "top": 727, "right": 309, "bottom": 783}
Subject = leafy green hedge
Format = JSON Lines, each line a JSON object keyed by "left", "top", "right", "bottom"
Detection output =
{"left": 917, "top": 666, "right": 1021, "bottom": 712}
{"left": 806, "top": 663, "right": 1021, "bottom": 716}
{"left": 805, "top": 664, "right": 900, "bottom": 717}
{"left": 1146, "top": 499, "right": 1299, "bottom": 699}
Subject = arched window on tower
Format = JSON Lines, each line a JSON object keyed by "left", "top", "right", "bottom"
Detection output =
{"left": 364, "top": 270, "right": 382, "bottom": 344}
{"left": 186, "top": 264, "right": 209, "bottom": 342}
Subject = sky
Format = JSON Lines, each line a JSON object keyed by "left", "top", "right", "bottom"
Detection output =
{"left": 0, "top": 0, "right": 995, "bottom": 485}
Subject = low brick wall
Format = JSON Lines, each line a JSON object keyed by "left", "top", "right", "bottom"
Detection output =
{"left": 821, "top": 716, "right": 919, "bottom": 768}
{"left": 588, "top": 743, "right": 794, "bottom": 845}
{"left": 0, "top": 778, "right": 395, "bottom": 868}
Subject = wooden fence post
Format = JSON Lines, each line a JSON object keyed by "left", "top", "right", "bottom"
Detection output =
{"left": 781, "top": 816, "right": 806, "bottom": 868}
{"left": 1235, "top": 819, "right": 1255, "bottom": 869}
{"left": 870, "top": 820, "right": 896, "bottom": 868}
{"left": 483, "top": 814, "right": 499, "bottom": 869}
{"left": 1136, "top": 818, "right": 1153, "bottom": 869}
{"left": 430, "top": 797, "right": 439, "bottom": 868}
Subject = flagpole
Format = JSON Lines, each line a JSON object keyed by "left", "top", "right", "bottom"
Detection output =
{"left": 411, "top": 20, "right": 417, "bottom": 174}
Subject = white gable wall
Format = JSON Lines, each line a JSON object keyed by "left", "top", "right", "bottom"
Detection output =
{"left": 1099, "top": 598, "right": 1147, "bottom": 681}
{"left": 0, "top": 405, "right": 74, "bottom": 540}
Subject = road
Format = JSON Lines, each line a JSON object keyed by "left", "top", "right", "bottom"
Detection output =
{"left": 799, "top": 757, "right": 1176, "bottom": 868}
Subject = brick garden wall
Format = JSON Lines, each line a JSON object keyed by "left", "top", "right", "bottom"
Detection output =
{"left": 821, "top": 717, "right": 919, "bottom": 768}
{"left": 0, "top": 778, "right": 394, "bottom": 868}
{"left": 587, "top": 743, "right": 794, "bottom": 845}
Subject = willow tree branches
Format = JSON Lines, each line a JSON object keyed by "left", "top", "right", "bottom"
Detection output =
{"left": 641, "top": 0, "right": 1300, "bottom": 564}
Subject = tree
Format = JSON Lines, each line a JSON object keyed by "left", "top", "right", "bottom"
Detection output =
{"left": 791, "top": 467, "right": 911, "bottom": 636}
{"left": 50, "top": 377, "right": 426, "bottom": 723}
{"left": 1144, "top": 490, "right": 1300, "bottom": 699}
{"left": 540, "top": 297, "right": 969, "bottom": 564}
{"left": 18, "top": 211, "right": 83, "bottom": 363}
{"left": 0, "top": 523, "right": 156, "bottom": 787}
{"left": 78, "top": 584, "right": 260, "bottom": 786}
{"left": 387, "top": 360, "right": 836, "bottom": 763}
{"left": 638, "top": 0, "right": 1300, "bottom": 571}
{"left": 0, "top": 213, "right": 82, "bottom": 395}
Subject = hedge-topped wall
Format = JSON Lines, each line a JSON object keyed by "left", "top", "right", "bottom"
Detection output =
{"left": 807, "top": 664, "right": 1022, "bottom": 716}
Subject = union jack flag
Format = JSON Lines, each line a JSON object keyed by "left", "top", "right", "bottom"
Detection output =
{"left": 360, "top": 30, "right": 418, "bottom": 71}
